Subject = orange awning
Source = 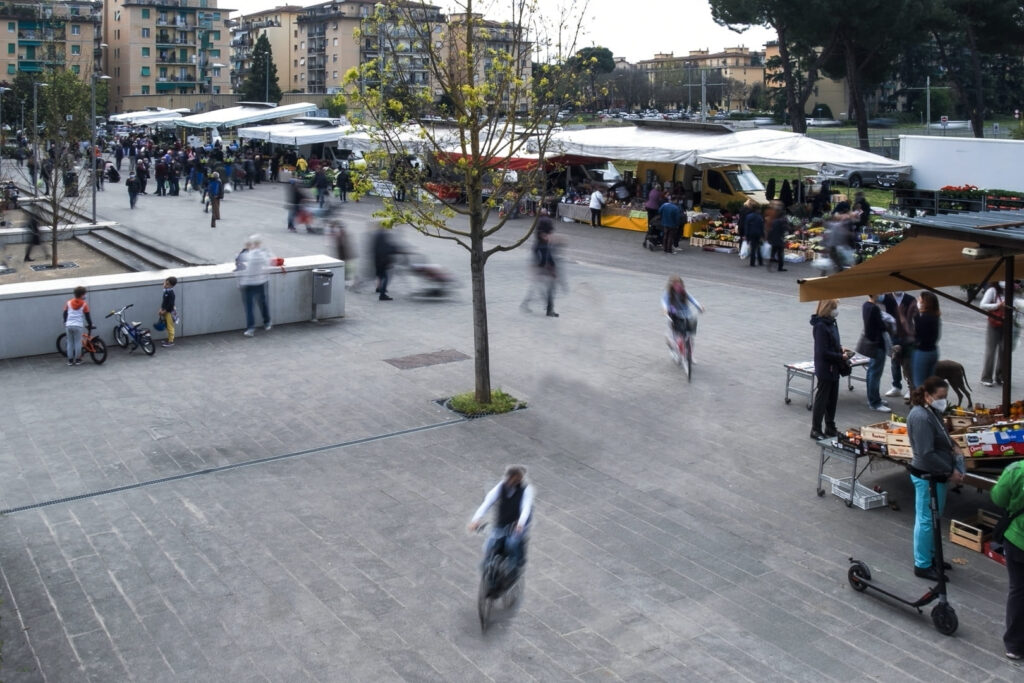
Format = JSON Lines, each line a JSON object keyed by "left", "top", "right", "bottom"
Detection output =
{"left": 798, "top": 236, "right": 1006, "bottom": 302}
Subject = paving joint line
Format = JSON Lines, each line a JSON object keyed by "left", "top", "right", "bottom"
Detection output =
{"left": 0, "top": 417, "right": 467, "bottom": 516}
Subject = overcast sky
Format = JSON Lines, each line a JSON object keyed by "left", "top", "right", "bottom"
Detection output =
{"left": 229, "top": 0, "right": 777, "bottom": 63}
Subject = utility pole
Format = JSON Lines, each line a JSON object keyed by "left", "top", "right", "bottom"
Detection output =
{"left": 701, "top": 70, "right": 706, "bottom": 123}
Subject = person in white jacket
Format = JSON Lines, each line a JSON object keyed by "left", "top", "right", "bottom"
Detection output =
{"left": 979, "top": 282, "right": 1006, "bottom": 386}
{"left": 238, "top": 235, "right": 274, "bottom": 337}
{"left": 588, "top": 188, "right": 605, "bottom": 227}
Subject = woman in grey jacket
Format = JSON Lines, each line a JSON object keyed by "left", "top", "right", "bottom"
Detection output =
{"left": 907, "top": 376, "right": 965, "bottom": 581}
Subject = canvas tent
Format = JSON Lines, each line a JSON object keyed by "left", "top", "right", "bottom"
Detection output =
{"left": 238, "top": 118, "right": 351, "bottom": 146}
{"left": 175, "top": 102, "right": 317, "bottom": 130}
{"left": 109, "top": 108, "right": 190, "bottom": 126}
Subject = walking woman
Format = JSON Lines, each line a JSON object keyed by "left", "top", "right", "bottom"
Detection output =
{"left": 912, "top": 291, "right": 941, "bottom": 388}
{"left": 907, "top": 376, "right": 964, "bottom": 581}
{"left": 810, "top": 299, "right": 847, "bottom": 440}
{"left": 979, "top": 281, "right": 1006, "bottom": 386}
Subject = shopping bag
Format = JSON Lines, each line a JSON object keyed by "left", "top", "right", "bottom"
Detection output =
{"left": 738, "top": 240, "right": 750, "bottom": 260}
{"left": 760, "top": 242, "right": 772, "bottom": 260}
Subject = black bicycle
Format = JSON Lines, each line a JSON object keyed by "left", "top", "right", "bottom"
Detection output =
{"left": 107, "top": 304, "right": 155, "bottom": 356}
{"left": 476, "top": 523, "right": 524, "bottom": 632}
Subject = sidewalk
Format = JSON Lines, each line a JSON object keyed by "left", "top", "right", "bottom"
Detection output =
{"left": 0, "top": 185, "right": 1018, "bottom": 680}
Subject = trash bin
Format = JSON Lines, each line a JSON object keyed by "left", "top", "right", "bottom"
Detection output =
{"left": 312, "top": 268, "right": 333, "bottom": 305}
{"left": 63, "top": 172, "right": 79, "bottom": 197}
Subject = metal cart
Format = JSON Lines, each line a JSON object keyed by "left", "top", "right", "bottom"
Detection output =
{"left": 784, "top": 353, "right": 870, "bottom": 409}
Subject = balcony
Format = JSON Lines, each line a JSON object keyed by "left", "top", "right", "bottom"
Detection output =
{"left": 156, "top": 35, "right": 195, "bottom": 47}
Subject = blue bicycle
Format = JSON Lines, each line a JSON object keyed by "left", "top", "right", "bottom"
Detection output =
{"left": 107, "top": 304, "right": 155, "bottom": 356}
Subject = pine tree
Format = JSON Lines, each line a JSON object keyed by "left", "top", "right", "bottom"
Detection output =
{"left": 240, "top": 34, "right": 282, "bottom": 103}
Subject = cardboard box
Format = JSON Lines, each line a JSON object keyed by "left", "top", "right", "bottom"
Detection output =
{"left": 950, "top": 510, "right": 1000, "bottom": 552}
{"left": 965, "top": 429, "right": 1024, "bottom": 457}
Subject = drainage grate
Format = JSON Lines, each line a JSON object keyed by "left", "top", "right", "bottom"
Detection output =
{"left": 385, "top": 348, "right": 470, "bottom": 370}
{"left": 30, "top": 262, "right": 78, "bottom": 272}
{"left": 0, "top": 267, "right": 14, "bottom": 276}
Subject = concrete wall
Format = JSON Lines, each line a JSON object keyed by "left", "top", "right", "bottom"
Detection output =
{"left": 0, "top": 255, "right": 344, "bottom": 360}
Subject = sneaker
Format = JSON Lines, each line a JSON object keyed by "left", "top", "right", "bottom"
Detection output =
{"left": 870, "top": 403, "right": 891, "bottom": 412}
{"left": 981, "top": 380, "right": 995, "bottom": 387}
{"left": 243, "top": 329, "right": 255, "bottom": 337}
{"left": 1007, "top": 652, "right": 1023, "bottom": 661}
{"left": 161, "top": 341, "right": 174, "bottom": 348}
{"left": 903, "top": 389, "right": 911, "bottom": 399}
{"left": 264, "top": 324, "right": 272, "bottom": 331}
{"left": 67, "top": 359, "right": 74, "bottom": 366}
{"left": 379, "top": 294, "right": 393, "bottom": 301}
{"left": 74, "top": 359, "right": 82, "bottom": 365}
{"left": 884, "top": 386, "right": 902, "bottom": 397}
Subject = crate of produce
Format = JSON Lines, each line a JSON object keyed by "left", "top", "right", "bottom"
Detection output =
{"left": 950, "top": 415, "right": 975, "bottom": 429}
{"left": 861, "top": 421, "right": 890, "bottom": 443}
{"left": 949, "top": 509, "right": 1000, "bottom": 552}
{"left": 828, "top": 476, "right": 888, "bottom": 510}
{"left": 887, "top": 445, "right": 913, "bottom": 459}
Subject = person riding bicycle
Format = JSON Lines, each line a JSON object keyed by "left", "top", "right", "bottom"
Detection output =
{"left": 467, "top": 466, "right": 533, "bottom": 573}
{"left": 661, "top": 275, "right": 705, "bottom": 343}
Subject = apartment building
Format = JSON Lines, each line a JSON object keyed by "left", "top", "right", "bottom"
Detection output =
{"left": 763, "top": 41, "right": 850, "bottom": 119}
{"left": 103, "top": 0, "right": 233, "bottom": 112}
{"left": 0, "top": 1, "right": 102, "bottom": 80}
{"left": 444, "top": 13, "right": 531, "bottom": 115}
{"left": 228, "top": 5, "right": 303, "bottom": 96}
{"left": 292, "top": 0, "right": 442, "bottom": 95}
{"left": 637, "top": 46, "right": 764, "bottom": 111}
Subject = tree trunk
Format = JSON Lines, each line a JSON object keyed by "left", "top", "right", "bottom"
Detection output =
{"left": 470, "top": 229, "right": 491, "bottom": 404}
{"left": 965, "top": 24, "right": 985, "bottom": 138}
{"left": 844, "top": 39, "right": 870, "bottom": 151}
{"left": 49, "top": 191, "right": 59, "bottom": 269}
{"left": 775, "top": 28, "right": 807, "bottom": 134}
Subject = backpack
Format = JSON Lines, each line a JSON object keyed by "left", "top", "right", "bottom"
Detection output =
{"left": 234, "top": 248, "right": 248, "bottom": 272}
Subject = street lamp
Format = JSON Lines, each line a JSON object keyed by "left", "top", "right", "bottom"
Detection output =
{"left": 32, "top": 82, "right": 48, "bottom": 196}
{"left": 91, "top": 73, "right": 112, "bottom": 224}
{"left": 0, "top": 86, "right": 10, "bottom": 177}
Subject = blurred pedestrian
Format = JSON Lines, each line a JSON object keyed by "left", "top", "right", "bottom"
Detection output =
{"left": 992, "top": 460, "right": 1024, "bottom": 660}
{"left": 744, "top": 203, "right": 765, "bottom": 267}
{"left": 372, "top": 223, "right": 399, "bottom": 301}
{"left": 336, "top": 166, "right": 350, "bottom": 202}
{"left": 126, "top": 172, "right": 140, "bottom": 209}
{"left": 644, "top": 183, "right": 663, "bottom": 228}
{"left": 314, "top": 167, "right": 330, "bottom": 207}
{"left": 207, "top": 172, "right": 222, "bottom": 228}
{"left": 766, "top": 200, "right": 788, "bottom": 272}
{"left": 658, "top": 198, "right": 682, "bottom": 254}
{"left": 588, "top": 186, "right": 605, "bottom": 227}
{"left": 238, "top": 235, "right": 273, "bottom": 337}
{"left": 23, "top": 216, "right": 44, "bottom": 262}
{"left": 520, "top": 214, "right": 559, "bottom": 317}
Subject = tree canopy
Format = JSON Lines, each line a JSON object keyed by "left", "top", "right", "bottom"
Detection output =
{"left": 239, "top": 33, "right": 282, "bottom": 103}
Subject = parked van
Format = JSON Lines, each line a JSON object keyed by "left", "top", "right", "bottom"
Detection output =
{"left": 635, "top": 161, "right": 767, "bottom": 209}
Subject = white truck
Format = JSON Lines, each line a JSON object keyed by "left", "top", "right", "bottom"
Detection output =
{"left": 899, "top": 135, "right": 1024, "bottom": 192}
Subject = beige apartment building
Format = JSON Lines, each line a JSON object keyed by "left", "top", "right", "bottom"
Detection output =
{"left": 637, "top": 47, "right": 764, "bottom": 112}
{"left": 0, "top": 1, "right": 102, "bottom": 81}
{"left": 763, "top": 41, "right": 850, "bottom": 119}
{"left": 444, "top": 13, "right": 531, "bottom": 115}
{"left": 103, "top": 0, "right": 234, "bottom": 113}
{"left": 228, "top": 5, "right": 303, "bottom": 96}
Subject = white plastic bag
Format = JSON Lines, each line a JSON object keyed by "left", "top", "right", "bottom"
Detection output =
{"left": 739, "top": 240, "right": 750, "bottom": 260}
{"left": 760, "top": 242, "right": 772, "bottom": 260}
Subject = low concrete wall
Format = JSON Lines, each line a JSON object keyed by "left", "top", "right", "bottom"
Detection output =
{"left": 0, "top": 255, "right": 344, "bottom": 360}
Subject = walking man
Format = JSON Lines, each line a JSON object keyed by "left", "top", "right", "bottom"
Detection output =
{"left": 207, "top": 172, "right": 222, "bottom": 228}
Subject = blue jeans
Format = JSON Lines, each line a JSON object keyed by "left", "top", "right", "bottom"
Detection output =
{"left": 483, "top": 521, "right": 530, "bottom": 570}
{"left": 911, "top": 474, "right": 948, "bottom": 569}
{"left": 912, "top": 348, "right": 938, "bottom": 388}
{"left": 866, "top": 346, "right": 887, "bottom": 407}
{"left": 66, "top": 325, "right": 84, "bottom": 360}
{"left": 242, "top": 283, "right": 270, "bottom": 330}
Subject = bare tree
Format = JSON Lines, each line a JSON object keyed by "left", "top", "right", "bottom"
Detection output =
{"left": 345, "top": 0, "right": 587, "bottom": 404}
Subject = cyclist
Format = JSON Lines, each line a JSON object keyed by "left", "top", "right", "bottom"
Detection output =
{"left": 662, "top": 275, "right": 705, "bottom": 357}
{"left": 468, "top": 466, "right": 534, "bottom": 573}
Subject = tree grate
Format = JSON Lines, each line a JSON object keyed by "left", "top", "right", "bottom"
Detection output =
{"left": 29, "top": 262, "right": 78, "bottom": 272}
{"left": 384, "top": 348, "right": 470, "bottom": 370}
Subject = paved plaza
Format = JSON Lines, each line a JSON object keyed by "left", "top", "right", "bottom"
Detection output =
{"left": 0, "top": 180, "right": 1021, "bottom": 680}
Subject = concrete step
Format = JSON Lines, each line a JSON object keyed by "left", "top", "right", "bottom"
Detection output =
{"left": 98, "top": 225, "right": 209, "bottom": 267}
{"left": 76, "top": 233, "right": 156, "bottom": 272}
{"left": 87, "top": 228, "right": 191, "bottom": 270}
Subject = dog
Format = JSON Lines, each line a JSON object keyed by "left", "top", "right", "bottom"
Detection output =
{"left": 934, "top": 360, "right": 973, "bottom": 409}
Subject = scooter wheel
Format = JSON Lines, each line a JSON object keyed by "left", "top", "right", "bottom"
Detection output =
{"left": 931, "top": 603, "right": 958, "bottom": 636}
{"left": 847, "top": 562, "right": 871, "bottom": 592}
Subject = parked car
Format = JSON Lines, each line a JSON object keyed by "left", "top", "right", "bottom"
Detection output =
{"left": 818, "top": 164, "right": 901, "bottom": 189}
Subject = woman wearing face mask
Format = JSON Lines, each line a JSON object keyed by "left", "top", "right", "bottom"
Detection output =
{"left": 810, "top": 298, "right": 847, "bottom": 440}
{"left": 907, "top": 376, "right": 965, "bottom": 581}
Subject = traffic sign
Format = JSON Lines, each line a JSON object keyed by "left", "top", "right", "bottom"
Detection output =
{"left": 940, "top": 115, "right": 948, "bottom": 128}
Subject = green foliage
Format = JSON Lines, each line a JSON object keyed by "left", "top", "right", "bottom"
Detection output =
{"left": 239, "top": 33, "right": 282, "bottom": 103}
{"left": 325, "top": 92, "right": 347, "bottom": 118}
{"left": 448, "top": 389, "right": 523, "bottom": 416}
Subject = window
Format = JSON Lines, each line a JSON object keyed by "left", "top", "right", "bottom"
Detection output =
{"left": 213, "top": 85, "right": 221, "bottom": 94}
{"left": 293, "top": 59, "right": 297, "bottom": 67}
{"left": 142, "top": 28, "right": 150, "bottom": 38}
{"left": 293, "top": 75, "right": 298, "bottom": 82}
{"left": 294, "top": 30, "right": 298, "bottom": 38}
{"left": 332, "top": 71, "right": 337, "bottom": 79}
{"left": 141, "top": 85, "right": 149, "bottom": 94}
{"left": 71, "top": 64, "right": 80, "bottom": 74}
{"left": 211, "top": 31, "right": 220, "bottom": 40}
{"left": 332, "top": 54, "right": 337, "bottom": 62}
{"left": 333, "top": 38, "right": 337, "bottom": 46}
{"left": 141, "top": 66, "right": 150, "bottom": 76}
{"left": 300, "top": 57, "right": 304, "bottom": 65}
{"left": 6, "top": 22, "right": 13, "bottom": 32}
{"left": 115, "top": 30, "right": 120, "bottom": 39}
{"left": 142, "top": 47, "right": 150, "bottom": 56}
{"left": 208, "top": 49, "right": 220, "bottom": 57}
{"left": 141, "top": 9, "right": 150, "bottom": 18}
{"left": 71, "top": 24, "right": 81, "bottom": 35}
{"left": 71, "top": 45, "right": 81, "bottom": 55}
{"left": 300, "top": 73, "right": 305, "bottom": 80}
{"left": 212, "top": 67, "right": 221, "bottom": 77}
{"left": 114, "top": 11, "right": 120, "bottom": 21}
{"left": 300, "top": 41, "right": 305, "bottom": 49}
{"left": 6, "top": 64, "right": 13, "bottom": 74}
{"left": 6, "top": 44, "right": 12, "bottom": 54}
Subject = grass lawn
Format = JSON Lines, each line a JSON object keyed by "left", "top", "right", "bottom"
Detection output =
{"left": 749, "top": 164, "right": 893, "bottom": 209}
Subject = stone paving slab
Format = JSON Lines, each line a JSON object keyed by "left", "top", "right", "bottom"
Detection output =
{"left": 0, "top": 183, "right": 1021, "bottom": 680}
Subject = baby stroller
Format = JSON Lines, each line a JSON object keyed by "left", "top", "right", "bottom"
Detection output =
{"left": 643, "top": 217, "right": 664, "bottom": 251}
{"left": 105, "top": 166, "right": 120, "bottom": 184}
{"left": 395, "top": 251, "right": 458, "bottom": 297}
{"left": 296, "top": 202, "right": 338, "bottom": 234}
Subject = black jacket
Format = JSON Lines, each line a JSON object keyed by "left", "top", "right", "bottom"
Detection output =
{"left": 862, "top": 301, "right": 884, "bottom": 344}
{"left": 811, "top": 314, "right": 844, "bottom": 379}
{"left": 767, "top": 217, "right": 787, "bottom": 248}
{"left": 744, "top": 212, "right": 765, "bottom": 240}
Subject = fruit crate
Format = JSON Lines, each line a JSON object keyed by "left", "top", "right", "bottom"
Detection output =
{"left": 949, "top": 509, "right": 1000, "bottom": 552}
{"left": 825, "top": 475, "right": 888, "bottom": 510}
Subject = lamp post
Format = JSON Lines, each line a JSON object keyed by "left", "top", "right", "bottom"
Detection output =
{"left": 91, "top": 73, "right": 112, "bottom": 224}
{"left": 0, "top": 86, "right": 10, "bottom": 177}
{"left": 265, "top": 51, "right": 269, "bottom": 102}
{"left": 32, "top": 82, "right": 48, "bottom": 196}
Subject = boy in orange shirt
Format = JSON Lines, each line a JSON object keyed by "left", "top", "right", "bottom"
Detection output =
{"left": 62, "top": 286, "right": 92, "bottom": 365}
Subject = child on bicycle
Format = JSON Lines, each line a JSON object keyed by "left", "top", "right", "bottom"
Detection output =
{"left": 158, "top": 276, "right": 178, "bottom": 348}
{"left": 62, "top": 286, "right": 92, "bottom": 366}
{"left": 468, "top": 466, "right": 534, "bottom": 573}
{"left": 662, "top": 275, "right": 705, "bottom": 348}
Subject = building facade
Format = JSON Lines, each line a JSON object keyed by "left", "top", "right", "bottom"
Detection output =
{"left": 0, "top": 1, "right": 102, "bottom": 81}
{"left": 228, "top": 5, "right": 303, "bottom": 97}
{"left": 444, "top": 13, "right": 531, "bottom": 115}
{"left": 637, "top": 47, "right": 764, "bottom": 112}
{"left": 763, "top": 41, "right": 850, "bottom": 119}
{"left": 103, "top": 0, "right": 234, "bottom": 112}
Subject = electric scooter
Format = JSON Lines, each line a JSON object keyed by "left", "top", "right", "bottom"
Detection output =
{"left": 847, "top": 473, "right": 958, "bottom": 635}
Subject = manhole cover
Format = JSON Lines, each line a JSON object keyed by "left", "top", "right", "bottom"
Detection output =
{"left": 30, "top": 262, "right": 78, "bottom": 272}
{"left": 0, "top": 267, "right": 14, "bottom": 276}
{"left": 385, "top": 348, "right": 470, "bottom": 370}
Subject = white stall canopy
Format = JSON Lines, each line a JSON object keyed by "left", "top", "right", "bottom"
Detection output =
{"left": 109, "top": 107, "right": 190, "bottom": 125}
{"left": 550, "top": 122, "right": 910, "bottom": 173}
{"left": 237, "top": 118, "right": 351, "bottom": 145}
{"left": 175, "top": 101, "right": 317, "bottom": 130}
